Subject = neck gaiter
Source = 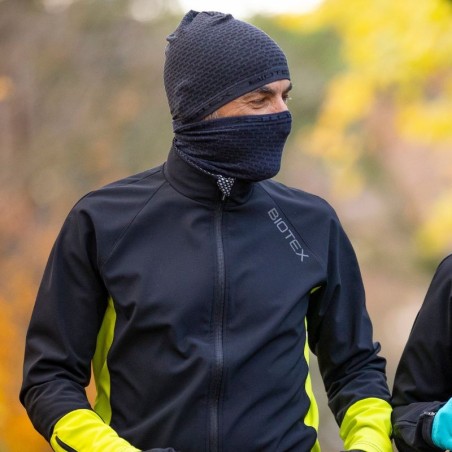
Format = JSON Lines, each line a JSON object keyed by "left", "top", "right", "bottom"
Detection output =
{"left": 173, "top": 110, "right": 292, "bottom": 197}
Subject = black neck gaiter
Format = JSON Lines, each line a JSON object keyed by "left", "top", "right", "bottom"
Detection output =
{"left": 173, "top": 111, "right": 292, "bottom": 197}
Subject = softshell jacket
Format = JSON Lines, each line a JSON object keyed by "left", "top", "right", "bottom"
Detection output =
{"left": 21, "top": 149, "right": 392, "bottom": 452}
{"left": 392, "top": 254, "right": 452, "bottom": 451}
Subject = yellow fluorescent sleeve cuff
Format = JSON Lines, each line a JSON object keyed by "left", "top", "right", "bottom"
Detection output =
{"left": 50, "top": 409, "right": 140, "bottom": 452}
{"left": 339, "top": 398, "right": 393, "bottom": 452}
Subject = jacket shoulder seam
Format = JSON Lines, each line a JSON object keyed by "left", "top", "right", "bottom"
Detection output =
{"left": 99, "top": 175, "right": 167, "bottom": 270}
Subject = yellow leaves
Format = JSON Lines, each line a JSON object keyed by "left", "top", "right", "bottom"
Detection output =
{"left": 4, "top": 410, "right": 50, "bottom": 452}
{"left": 397, "top": 96, "right": 452, "bottom": 142}
{"left": 277, "top": 9, "right": 324, "bottom": 33}
{"left": 0, "top": 264, "right": 52, "bottom": 452}
{"left": 320, "top": 72, "right": 374, "bottom": 128}
{"left": 280, "top": 0, "right": 452, "bottom": 260}
{"left": 284, "top": 0, "right": 452, "bottom": 101}
{"left": 396, "top": 69, "right": 452, "bottom": 143}
{"left": 308, "top": 0, "right": 452, "bottom": 85}
{"left": 0, "top": 294, "right": 38, "bottom": 452}
{"left": 307, "top": 117, "right": 365, "bottom": 197}
{"left": 311, "top": 73, "right": 373, "bottom": 162}
{"left": 304, "top": 72, "right": 373, "bottom": 196}
{"left": 362, "top": 3, "right": 447, "bottom": 82}
{"left": 416, "top": 191, "right": 452, "bottom": 258}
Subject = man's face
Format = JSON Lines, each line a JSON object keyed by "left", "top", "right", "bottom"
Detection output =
{"left": 214, "top": 79, "right": 292, "bottom": 118}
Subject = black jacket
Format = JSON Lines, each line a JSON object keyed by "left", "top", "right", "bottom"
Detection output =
{"left": 21, "top": 149, "right": 391, "bottom": 451}
{"left": 392, "top": 255, "right": 452, "bottom": 451}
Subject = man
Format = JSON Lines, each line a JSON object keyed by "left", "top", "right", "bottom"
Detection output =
{"left": 20, "top": 10, "right": 392, "bottom": 452}
{"left": 392, "top": 254, "right": 452, "bottom": 451}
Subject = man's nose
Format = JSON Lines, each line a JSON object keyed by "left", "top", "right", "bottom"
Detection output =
{"left": 271, "top": 97, "right": 289, "bottom": 113}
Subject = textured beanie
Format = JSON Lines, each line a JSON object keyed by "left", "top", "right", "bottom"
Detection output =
{"left": 164, "top": 11, "right": 290, "bottom": 124}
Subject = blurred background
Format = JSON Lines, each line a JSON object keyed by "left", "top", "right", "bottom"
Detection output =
{"left": 1, "top": 0, "right": 451, "bottom": 450}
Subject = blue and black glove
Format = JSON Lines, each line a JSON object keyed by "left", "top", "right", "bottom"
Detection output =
{"left": 432, "top": 398, "right": 452, "bottom": 449}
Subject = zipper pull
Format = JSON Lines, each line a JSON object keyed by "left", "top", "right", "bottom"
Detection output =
{"left": 217, "top": 176, "right": 235, "bottom": 201}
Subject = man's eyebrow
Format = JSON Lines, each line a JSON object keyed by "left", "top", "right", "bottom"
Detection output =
{"left": 284, "top": 82, "right": 293, "bottom": 93}
{"left": 245, "top": 82, "right": 293, "bottom": 97}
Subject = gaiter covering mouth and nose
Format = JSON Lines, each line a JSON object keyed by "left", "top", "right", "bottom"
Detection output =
{"left": 173, "top": 110, "right": 292, "bottom": 197}
{"left": 165, "top": 10, "right": 292, "bottom": 197}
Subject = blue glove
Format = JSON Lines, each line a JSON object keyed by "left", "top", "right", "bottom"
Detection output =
{"left": 432, "top": 398, "right": 452, "bottom": 449}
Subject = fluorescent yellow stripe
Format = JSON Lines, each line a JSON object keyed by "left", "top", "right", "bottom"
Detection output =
{"left": 304, "top": 319, "right": 321, "bottom": 452}
{"left": 92, "top": 296, "right": 116, "bottom": 424}
{"left": 310, "top": 286, "right": 322, "bottom": 295}
{"left": 340, "top": 397, "right": 393, "bottom": 452}
{"left": 50, "top": 409, "right": 139, "bottom": 452}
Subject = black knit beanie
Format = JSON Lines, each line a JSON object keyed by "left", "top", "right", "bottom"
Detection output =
{"left": 164, "top": 11, "right": 290, "bottom": 124}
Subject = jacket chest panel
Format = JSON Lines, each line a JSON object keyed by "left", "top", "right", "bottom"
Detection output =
{"left": 221, "top": 201, "right": 325, "bottom": 329}
{"left": 102, "top": 194, "right": 324, "bottom": 337}
{"left": 103, "top": 203, "right": 217, "bottom": 334}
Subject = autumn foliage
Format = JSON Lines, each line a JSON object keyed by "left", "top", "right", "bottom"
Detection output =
{"left": 279, "top": 0, "right": 452, "bottom": 258}
{"left": 0, "top": 0, "right": 451, "bottom": 449}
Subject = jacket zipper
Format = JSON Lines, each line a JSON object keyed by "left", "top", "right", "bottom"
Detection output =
{"left": 210, "top": 199, "right": 226, "bottom": 452}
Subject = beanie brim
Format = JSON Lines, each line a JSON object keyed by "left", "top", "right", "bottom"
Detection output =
{"left": 183, "top": 66, "right": 290, "bottom": 125}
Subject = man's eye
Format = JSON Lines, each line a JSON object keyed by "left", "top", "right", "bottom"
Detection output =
{"left": 250, "top": 97, "right": 267, "bottom": 106}
{"left": 283, "top": 95, "right": 292, "bottom": 104}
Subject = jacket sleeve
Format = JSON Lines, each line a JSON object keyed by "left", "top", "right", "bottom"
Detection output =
{"left": 306, "top": 215, "right": 392, "bottom": 452}
{"left": 391, "top": 255, "right": 452, "bottom": 451}
{"left": 50, "top": 409, "right": 140, "bottom": 452}
{"left": 19, "top": 204, "right": 140, "bottom": 450}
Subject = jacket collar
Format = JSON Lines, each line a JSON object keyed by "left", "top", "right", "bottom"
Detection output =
{"left": 163, "top": 146, "right": 254, "bottom": 206}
